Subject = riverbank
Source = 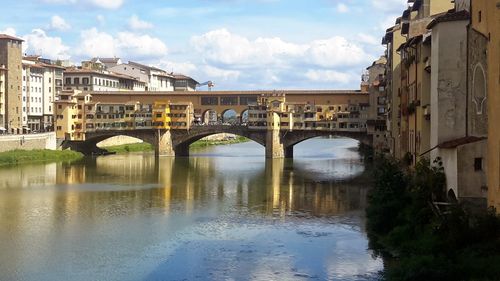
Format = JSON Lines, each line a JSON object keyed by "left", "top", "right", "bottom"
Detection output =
{"left": 190, "top": 136, "right": 250, "bottom": 149}
{"left": 366, "top": 157, "right": 500, "bottom": 280}
{"left": 0, "top": 149, "right": 83, "bottom": 166}
{"left": 103, "top": 143, "right": 154, "bottom": 153}
{"left": 102, "top": 136, "right": 251, "bottom": 153}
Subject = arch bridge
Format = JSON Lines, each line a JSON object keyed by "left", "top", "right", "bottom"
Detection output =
{"left": 62, "top": 125, "right": 372, "bottom": 158}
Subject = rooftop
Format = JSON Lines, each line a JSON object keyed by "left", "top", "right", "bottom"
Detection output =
{"left": 128, "top": 61, "right": 167, "bottom": 73}
{"left": 427, "top": 10, "right": 470, "bottom": 29}
{"left": 86, "top": 89, "right": 369, "bottom": 96}
{"left": 64, "top": 67, "right": 144, "bottom": 82}
{"left": 0, "top": 34, "right": 24, "bottom": 41}
{"left": 438, "top": 136, "right": 486, "bottom": 149}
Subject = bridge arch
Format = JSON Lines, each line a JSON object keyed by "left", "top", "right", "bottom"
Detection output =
{"left": 221, "top": 109, "right": 239, "bottom": 124}
{"left": 202, "top": 109, "right": 218, "bottom": 124}
{"left": 170, "top": 125, "right": 266, "bottom": 156}
{"left": 62, "top": 130, "right": 158, "bottom": 155}
{"left": 280, "top": 130, "right": 372, "bottom": 158}
{"left": 241, "top": 109, "right": 249, "bottom": 123}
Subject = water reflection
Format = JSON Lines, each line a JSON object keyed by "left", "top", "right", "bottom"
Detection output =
{"left": 0, "top": 138, "right": 381, "bottom": 281}
{"left": 10, "top": 155, "right": 368, "bottom": 217}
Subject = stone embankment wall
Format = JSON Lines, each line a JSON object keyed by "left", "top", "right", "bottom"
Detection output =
{"left": 0, "top": 132, "right": 57, "bottom": 152}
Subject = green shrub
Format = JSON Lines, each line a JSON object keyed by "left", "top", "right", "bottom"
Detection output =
{"left": 367, "top": 157, "right": 500, "bottom": 281}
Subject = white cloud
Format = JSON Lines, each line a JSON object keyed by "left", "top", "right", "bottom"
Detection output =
{"left": 189, "top": 29, "right": 372, "bottom": 89}
{"left": 0, "top": 27, "right": 17, "bottom": 36}
{"left": 42, "top": 0, "right": 123, "bottom": 9}
{"left": 50, "top": 15, "right": 71, "bottom": 31}
{"left": 76, "top": 28, "right": 168, "bottom": 61}
{"left": 305, "top": 70, "right": 354, "bottom": 84}
{"left": 76, "top": 28, "right": 116, "bottom": 58}
{"left": 337, "top": 3, "right": 349, "bottom": 13}
{"left": 88, "top": 0, "right": 123, "bottom": 9}
{"left": 23, "top": 29, "right": 70, "bottom": 59}
{"left": 306, "top": 37, "right": 371, "bottom": 68}
{"left": 115, "top": 32, "right": 167, "bottom": 60}
{"left": 203, "top": 65, "right": 240, "bottom": 81}
{"left": 191, "top": 29, "right": 372, "bottom": 69}
{"left": 128, "top": 15, "right": 153, "bottom": 30}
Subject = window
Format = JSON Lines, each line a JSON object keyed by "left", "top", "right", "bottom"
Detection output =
{"left": 82, "top": 78, "right": 89, "bottom": 85}
{"left": 74, "top": 78, "right": 80, "bottom": 84}
{"left": 220, "top": 96, "right": 238, "bottom": 105}
{"left": 474, "top": 158, "right": 483, "bottom": 171}
{"left": 240, "top": 96, "right": 257, "bottom": 105}
{"left": 478, "top": 11, "right": 482, "bottom": 23}
{"left": 201, "top": 96, "right": 218, "bottom": 105}
{"left": 65, "top": 78, "right": 71, "bottom": 85}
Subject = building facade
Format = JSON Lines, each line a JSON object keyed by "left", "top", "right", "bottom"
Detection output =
{"left": 380, "top": 0, "right": 493, "bottom": 205}
{"left": 469, "top": 0, "right": 500, "bottom": 211}
{"left": 383, "top": 20, "right": 406, "bottom": 159}
{"left": 0, "top": 34, "right": 23, "bottom": 133}
{"left": 0, "top": 65, "right": 6, "bottom": 130}
{"left": 64, "top": 68, "right": 146, "bottom": 92}
{"left": 366, "top": 56, "right": 390, "bottom": 153}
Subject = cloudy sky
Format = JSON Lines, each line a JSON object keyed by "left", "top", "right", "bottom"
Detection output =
{"left": 0, "top": 0, "right": 407, "bottom": 90}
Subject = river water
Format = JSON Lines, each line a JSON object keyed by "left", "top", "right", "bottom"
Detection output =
{"left": 0, "top": 138, "right": 382, "bottom": 281}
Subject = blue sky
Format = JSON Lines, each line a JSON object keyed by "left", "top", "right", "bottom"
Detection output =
{"left": 0, "top": 0, "right": 407, "bottom": 90}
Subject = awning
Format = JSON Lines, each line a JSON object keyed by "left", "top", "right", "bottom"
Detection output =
{"left": 0, "top": 127, "right": 6, "bottom": 131}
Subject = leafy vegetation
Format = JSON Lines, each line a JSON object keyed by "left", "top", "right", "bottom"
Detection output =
{"left": 367, "top": 156, "right": 500, "bottom": 281}
{"left": 190, "top": 136, "right": 250, "bottom": 149}
{"left": 102, "top": 142, "right": 154, "bottom": 153}
{"left": 0, "top": 149, "right": 83, "bottom": 166}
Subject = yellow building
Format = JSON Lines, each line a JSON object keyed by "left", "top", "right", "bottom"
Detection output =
{"left": 55, "top": 90, "right": 93, "bottom": 140}
{"left": 169, "top": 102, "right": 193, "bottom": 130}
{"left": 56, "top": 91, "right": 195, "bottom": 141}
{"left": 383, "top": 21, "right": 406, "bottom": 158}
{"left": 394, "top": 1, "right": 454, "bottom": 165}
{"left": 471, "top": 0, "right": 500, "bottom": 211}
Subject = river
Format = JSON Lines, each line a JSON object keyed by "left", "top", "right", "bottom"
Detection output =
{"left": 0, "top": 137, "right": 382, "bottom": 281}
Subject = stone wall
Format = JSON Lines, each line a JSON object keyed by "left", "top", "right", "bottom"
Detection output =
{"left": 0, "top": 132, "right": 56, "bottom": 152}
{"left": 468, "top": 29, "right": 488, "bottom": 137}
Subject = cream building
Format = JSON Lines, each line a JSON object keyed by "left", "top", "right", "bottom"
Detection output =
{"left": 109, "top": 61, "right": 175, "bottom": 91}
{"left": 383, "top": 19, "right": 406, "bottom": 159}
{"left": 64, "top": 68, "right": 146, "bottom": 92}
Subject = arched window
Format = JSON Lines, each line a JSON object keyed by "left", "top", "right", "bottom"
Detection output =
{"left": 472, "top": 64, "right": 487, "bottom": 114}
